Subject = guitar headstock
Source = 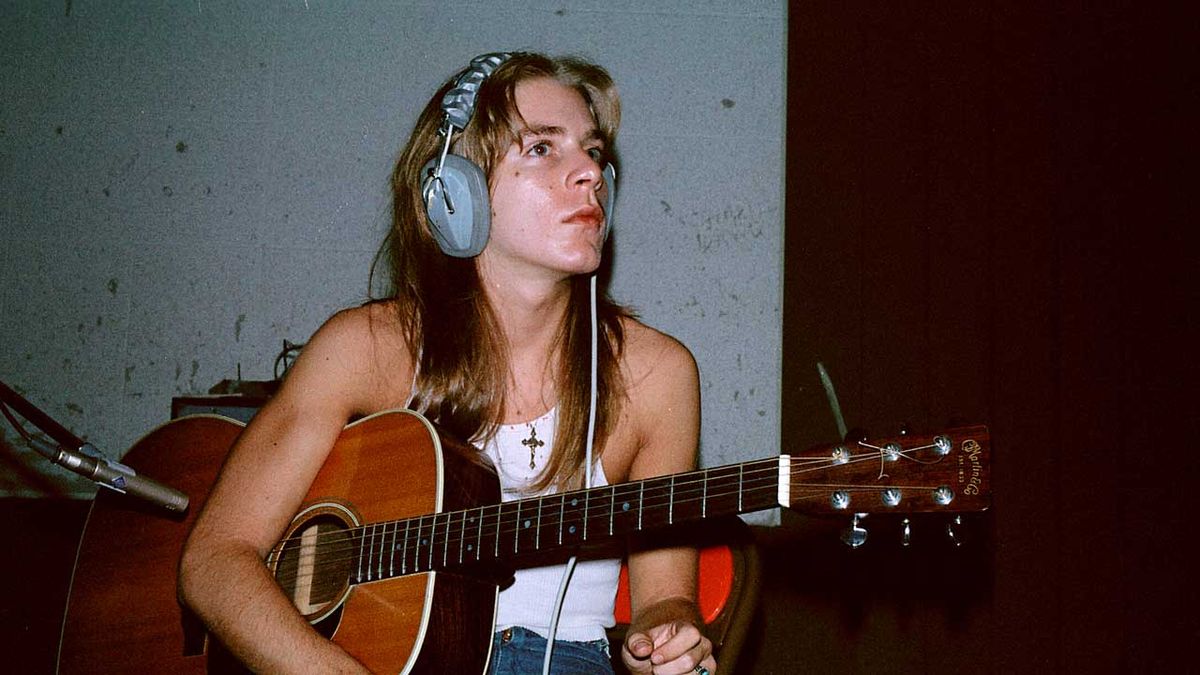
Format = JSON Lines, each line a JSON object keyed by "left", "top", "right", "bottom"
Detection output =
{"left": 784, "top": 425, "right": 990, "bottom": 516}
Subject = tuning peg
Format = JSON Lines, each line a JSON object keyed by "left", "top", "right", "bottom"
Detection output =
{"left": 841, "top": 513, "right": 868, "bottom": 548}
{"left": 946, "top": 514, "right": 966, "bottom": 547}
{"left": 901, "top": 517, "right": 912, "bottom": 547}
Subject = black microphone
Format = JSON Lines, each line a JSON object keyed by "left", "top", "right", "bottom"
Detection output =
{"left": 25, "top": 436, "right": 190, "bottom": 513}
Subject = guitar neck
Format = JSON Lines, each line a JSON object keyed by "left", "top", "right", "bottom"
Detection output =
{"left": 335, "top": 424, "right": 990, "bottom": 585}
{"left": 350, "top": 458, "right": 783, "bottom": 583}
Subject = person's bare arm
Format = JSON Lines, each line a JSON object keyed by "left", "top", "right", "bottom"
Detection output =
{"left": 620, "top": 328, "right": 716, "bottom": 674}
{"left": 178, "top": 306, "right": 409, "bottom": 673}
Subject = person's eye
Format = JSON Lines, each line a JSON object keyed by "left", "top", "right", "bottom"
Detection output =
{"left": 528, "top": 142, "right": 551, "bottom": 157}
{"left": 587, "top": 147, "right": 605, "bottom": 162}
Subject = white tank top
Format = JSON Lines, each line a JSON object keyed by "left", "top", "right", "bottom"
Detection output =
{"left": 479, "top": 407, "right": 621, "bottom": 642}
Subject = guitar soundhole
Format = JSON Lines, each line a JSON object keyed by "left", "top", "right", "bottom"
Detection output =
{"left": 272, "top": 511, "right": 355, "bottom": 625}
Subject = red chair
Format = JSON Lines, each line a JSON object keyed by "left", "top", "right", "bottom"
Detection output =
{"left": 609, "top": 518, "right": 761, "bottom": 673}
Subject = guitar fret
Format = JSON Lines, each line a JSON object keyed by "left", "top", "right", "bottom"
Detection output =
{"left": 609, "top": 487, "right": 615, "bottom": 535}
{"left": 637, "top": 482, "right": 644, "bottom": 531}
{"left": 386, "top": 522, "right": 395, "bottom": 578}
{"left": 738, "top": 464, "right": 744, "bottom": 512}
{"left": 557, "top": 495, "right": 565, "bottom": 545}
{"left": 535, "top": 496, "right": 543, "bottom": 550}
{"left": 374, "top": 523, "right": 383, "bottom": 580}
{"left": 475, "top": 506, "right": 484, "bottom": 561}
{"left": 419, "top": 515, "right": 432, "bottom": 573}
{"left": 494, "top": 503, "right": 502, "bottom": 559}
{"left": 668, "top": 476, "right": 675, "bottom": 525}
{"left": 442, "top": 512, "right": 451, "bottom": 569}
{"left": 427, "top": 514, "right": 436, "bottom": 571}
{"left": 363, "top": 526, "right": 372, "bottom": 582}
{"left": 356, "top": 527, "right": 365, "bottom": 583}
{"left": 401, "top": 520, "right": 410, "bottom": 575}
{"left": 457, "top": 511, "right": 467, "bottom": 565}
{"left": 583, "top": 489, "right": 590, "bottom": 540}
{"left": 513, "top": 501, "right": 521, "bottom": 554}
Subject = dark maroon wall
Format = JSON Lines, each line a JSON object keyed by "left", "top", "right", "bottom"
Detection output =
{"left": 778, "top": 1, "right": 1194, "bottom": 671}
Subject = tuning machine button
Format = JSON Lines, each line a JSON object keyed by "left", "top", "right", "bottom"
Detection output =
{"left": 881, "top": 488, "right": 902, "bottom": 507}
{"left": 933, "top": 485, "right": 954, "bottom": 505}
{"left": 830, "top": 445, "right": 850, "bottom": 465}
{"left": 841, "top": 513, "right": 868, "bottom": 548}
{"left": 933, "top": 435, "right": 952, "bottom": 456}
{"left": 901, "top": 517, "right": 912, "bottom": 547}
{"left": 831, "top": 490, "right": 851, "bottom": 510}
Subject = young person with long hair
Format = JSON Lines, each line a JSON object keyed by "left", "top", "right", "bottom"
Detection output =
{"left": 179, "top": 52, "right": 714, "bottom": 675}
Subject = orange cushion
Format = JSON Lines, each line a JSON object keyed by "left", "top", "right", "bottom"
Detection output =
{"left": 613, "top": 544, "right": 734, "bottom": 625}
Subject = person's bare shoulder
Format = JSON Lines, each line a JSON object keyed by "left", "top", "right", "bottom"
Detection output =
{"left": 615, "top": 317, "right": 700, "bottom": 478}
{"left": 619, "top": 315, "right": 698, "bottom": 394}
{"left": 285, "top": 301, "right": 415, "bottom": 416}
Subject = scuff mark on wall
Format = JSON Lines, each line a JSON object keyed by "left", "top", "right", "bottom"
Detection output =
{"left": 235, "top": 314, "right": 246, "bottom": 342}
{"left": 107, "top": 278, "right": 119, "bottom": 295}
{"left": 689, "top": 203, "right": 772, "bottom": 254}
{"left": 66, "top": 403, "right": 83, "bottom": 415}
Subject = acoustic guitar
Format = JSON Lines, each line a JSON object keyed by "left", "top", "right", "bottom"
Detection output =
{"left": 57, "top": 409, "right": 990, "bottom": 673}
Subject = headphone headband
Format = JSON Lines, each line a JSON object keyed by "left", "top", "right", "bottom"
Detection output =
{"left": 440, "top": 52, "right": 512, "bottom": 131}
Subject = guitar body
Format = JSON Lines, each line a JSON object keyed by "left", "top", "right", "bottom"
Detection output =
{"left": 58, "top": 410, "right": 503, "bottom": 674}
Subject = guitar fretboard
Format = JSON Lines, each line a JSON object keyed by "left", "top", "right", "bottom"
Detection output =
{"left": 351, "top": 458, "right": 784, "bottom": 583}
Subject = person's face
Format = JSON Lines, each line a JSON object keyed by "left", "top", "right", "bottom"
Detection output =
{"left": 480, "top": 77, "right": 610, "bottom": 283}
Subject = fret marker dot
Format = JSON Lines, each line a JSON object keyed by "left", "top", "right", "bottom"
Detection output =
{"left": 467, "top": 544, "right": 473, "bottom": 551}
{"left": 523, "top": 519, "right": 531, "bottom": 529}
{"left": 421, "top": 538, "right": 428, "bottom": 546}
{"left": 569, "top": 525, "right": 577, "bottom": 534}
{"left": 571, "top": 498, "right": 579, "bottom": 506}
{"left": 622, "top": 503, "right": 630, "bottom": 511}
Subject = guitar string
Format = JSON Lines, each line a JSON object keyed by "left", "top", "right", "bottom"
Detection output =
{"left": 268, "top": 443, "right": 944, "bottom": 557}
{"left": 268, "top": 476, "right": 786, "bottom": 591}
{"left": 265, "top": 446, "right": 945, "bottom": 578}
{"left": 266, "top": 457, "right": 783, "bottom": 568}
{"left": 268, "top": 481, "right": 939, "bottom": 595}
{"left": 266, "top": 448, "right": 954, "bottom": 588}
{"left": 263, "top": 447, "right": 947, "bottom": 575}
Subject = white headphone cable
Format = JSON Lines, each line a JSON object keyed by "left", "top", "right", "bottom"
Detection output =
{"left": 541, "top": 274, "right": 600, "bottom": 675}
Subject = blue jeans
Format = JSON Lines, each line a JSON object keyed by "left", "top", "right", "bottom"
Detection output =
{"left": 488, "top": 626, "right": 614, "bottom": 675}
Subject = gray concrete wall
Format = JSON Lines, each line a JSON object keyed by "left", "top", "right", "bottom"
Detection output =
{"left": 0, "top": 1, "right": 785, "bottom": 513}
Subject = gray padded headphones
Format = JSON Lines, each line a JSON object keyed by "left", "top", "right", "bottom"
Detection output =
{"left": 421, "top": 52, "right": 617, "bottom": 258}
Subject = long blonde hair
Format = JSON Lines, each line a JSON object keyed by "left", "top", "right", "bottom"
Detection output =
{"left": 374, "top": 53, "right": 628, "bottom": 492}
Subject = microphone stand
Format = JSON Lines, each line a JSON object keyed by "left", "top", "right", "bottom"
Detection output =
{"left": 0, "top": 379, "right": 189, "bottom": 513}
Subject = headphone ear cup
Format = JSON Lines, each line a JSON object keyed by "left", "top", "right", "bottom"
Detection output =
{"left": 422, "top": 154, "right": 491, "bottom": 257}
{"left": 602, "top": 163, "right": 617, "bottom": 240}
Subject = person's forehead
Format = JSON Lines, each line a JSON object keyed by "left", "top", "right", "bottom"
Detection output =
{"left": 513, "top": 78, "right": 596, "bottom": 132}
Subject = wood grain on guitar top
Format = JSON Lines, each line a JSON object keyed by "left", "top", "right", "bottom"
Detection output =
{"left": 58, "top": 410, "right": 502, "bottom": 675}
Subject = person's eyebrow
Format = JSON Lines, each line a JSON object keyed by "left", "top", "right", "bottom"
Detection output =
{"left": 518, "top": 124, "right": 606, "bottom": 146}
